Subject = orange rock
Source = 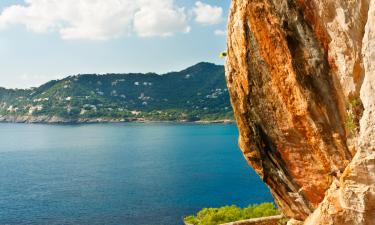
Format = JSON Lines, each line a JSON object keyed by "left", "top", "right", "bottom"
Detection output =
{"left": 226, "top": 0, "right": 374, "bottom": 223}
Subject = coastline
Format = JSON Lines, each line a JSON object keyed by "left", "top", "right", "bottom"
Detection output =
{"left": 0, "top": 115, "right": 235, "bottom": 125}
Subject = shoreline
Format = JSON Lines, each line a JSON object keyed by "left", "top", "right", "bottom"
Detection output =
{"left": 0, "top": 115, "right": 235, "bottom": 125}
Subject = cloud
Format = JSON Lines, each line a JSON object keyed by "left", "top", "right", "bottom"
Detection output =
{"left": 134, "top": 0, "right": 190, "bottom": 37}
{"left": 214, "top": 29, "right": 226, "bottom": 36}
{"left": 193, "top": 1, "right": 223, "bottom": 25}
{"left": 0, "top": 0, "right": 190, "bottom": 40}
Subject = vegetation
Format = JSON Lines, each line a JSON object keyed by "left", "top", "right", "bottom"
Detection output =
{"left": 183, "top": 203, "right": 281, "bottom": 225}
{"left": 0, "top": 62, "right": 234, "bottom": 122}
{"left": 345, "top": 96, "right": 364, "bottom": 136}
{"left": 345, "top": 108, "right": 356, "bottom": 136}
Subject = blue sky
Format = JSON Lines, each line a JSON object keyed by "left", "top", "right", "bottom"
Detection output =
{"left": 0, "top": 0, "right": 231, "bottom": 88}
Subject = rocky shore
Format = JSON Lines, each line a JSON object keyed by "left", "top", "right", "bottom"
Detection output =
{"left": 0, "top": 115, "right": 234, "bottom": 124}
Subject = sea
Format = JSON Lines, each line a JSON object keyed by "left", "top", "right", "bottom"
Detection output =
{"left": 0, "top": 123, "right": 273, "bottom": 225}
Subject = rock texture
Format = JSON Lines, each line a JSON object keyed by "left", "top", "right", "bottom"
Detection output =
{"left": 225, "top": 0, "right": 374, "bottom": 223}
{"left": 304, "top": 1, "right": 375, "bottom": 224}
{"left": 220, "top": 215, "right": 285, "bottom": 225}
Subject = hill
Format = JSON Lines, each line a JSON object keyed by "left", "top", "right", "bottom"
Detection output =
{"left": 0, "top": 62, "right": 233, "bottom": 123}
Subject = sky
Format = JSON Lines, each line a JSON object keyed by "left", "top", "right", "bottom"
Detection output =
{"left": 0, "top": 0, "right": 231, "bottom": 88}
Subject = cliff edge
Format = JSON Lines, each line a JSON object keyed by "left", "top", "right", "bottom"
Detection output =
{"left": 225, "top": 0, "right": 374, "bottom": 224}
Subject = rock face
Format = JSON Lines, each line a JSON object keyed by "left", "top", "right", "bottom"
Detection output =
{"left": 220, "top": 215, "right": 285, "bottom": 225}
{"left": 304, "top": 2, "right": 375, "bottom": 224}
{"left": 225, "top": 0, "right": 374, "bottom": 223}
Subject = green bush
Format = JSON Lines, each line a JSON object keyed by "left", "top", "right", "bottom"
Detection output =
{"left": 184, "top": 203, "right": 280, "bottom": 225}
{"left": 345, "top": 96, "right": 364, "bottom": 136}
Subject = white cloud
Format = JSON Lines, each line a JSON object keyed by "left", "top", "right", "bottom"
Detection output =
{"left": 214, "top": 29, "right": 226, "bottom": 36}
{"left": 0, "top": 0, "right": 190, "bottom": 40}
{"left": 134, "top": 0, "right": 190, "bottom": 37}
{"left": 193, "top": 1, "right": 223, "bottom": 25}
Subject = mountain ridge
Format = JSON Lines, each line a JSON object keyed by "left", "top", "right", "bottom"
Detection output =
{"left": 0, "top": 62, "right": 233, "bottom": 123}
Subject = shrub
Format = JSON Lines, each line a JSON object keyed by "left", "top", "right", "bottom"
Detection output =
{"left": 183, "top": 202, "right": 280, "bottom": 225}
{"left": 345, "top": 96, "right": 364, "bottom": 136}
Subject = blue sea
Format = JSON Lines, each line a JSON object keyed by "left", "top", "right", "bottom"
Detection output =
{"left": 0, "top": 123, "right": 273, "bottom": 225}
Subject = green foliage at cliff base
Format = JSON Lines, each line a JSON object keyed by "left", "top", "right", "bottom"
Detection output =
{"left": 184, "top": 202, "right": 280, "bottom": 225}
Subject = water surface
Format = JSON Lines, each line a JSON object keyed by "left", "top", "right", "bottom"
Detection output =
{"left": 0, "top": 123, "right": 272, "bottom": 225}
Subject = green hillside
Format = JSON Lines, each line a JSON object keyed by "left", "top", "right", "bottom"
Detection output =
{"left": 0, "top": 62, "right": 233, "bottom": 123}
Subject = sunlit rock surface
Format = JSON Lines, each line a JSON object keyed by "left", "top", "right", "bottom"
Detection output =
{"left": 225, "top": 0, "right": 374, "bottom": 223}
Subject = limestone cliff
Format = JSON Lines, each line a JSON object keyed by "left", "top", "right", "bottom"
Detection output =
{"left": 225, "top": 0, "right": 374, "bottom": 224}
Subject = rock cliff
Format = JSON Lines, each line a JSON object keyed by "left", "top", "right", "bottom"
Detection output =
{"left": 225, "top": 0, "right": 374, "bottom": 224}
